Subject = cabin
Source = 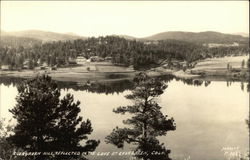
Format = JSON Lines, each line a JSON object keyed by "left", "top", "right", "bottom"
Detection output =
{"left": 42, "top": 62, "right": 48, "bottom": 67}
{"left": 171, "top": 60, "right": 182, "bottom": 68}
{"left": 48, "top": 65, "right": 57, "bottom": 71}
{"left": 38, "top": 62, "right": 48, "bottom": 70}
{"left": 143, "top": 41, "right": 159, "bottom": 45}
{"left": 23, "top": 59, "right": 32, "bottom": 69}
{"left": 105, "top": 57, "right": 112, "bottom": 61}
{"left": 89, "top": 56, "right": 104, "bottom": 62}
{"left": 163, "top": 64, "right": 170, "bottom": 69}
{"left": 34, "top": 66, "right": 40, "bottom": 70}
{"left": 68, "top": 58, "right": 77, "bottom": 65}
{"left": 40, "top": 66, "right": 46, "bottom": 70}
{"left": 76, "top": 56, "right": 86, "bottom": 65}
{"left": 1, "top": 65, "right": 10, "bottom": 70}
{"left": 179, "top": 61, "right": 188, "bottom": 68}
{"left": 37, "top": 59, "right": 41, "bottom": 66}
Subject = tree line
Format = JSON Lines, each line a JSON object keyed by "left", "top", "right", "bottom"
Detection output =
{"left": 0, "top": 36, "right": 248, "bottom": 70}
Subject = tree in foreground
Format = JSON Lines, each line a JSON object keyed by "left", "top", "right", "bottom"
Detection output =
{"left": 0, "top": 119, "right": 17, "bottom": 160}
{"left": 105, "top": 72, "right": 176, "bottom": 160}
{"left": 8, "top": 75, "right": 99, "bottom": 160}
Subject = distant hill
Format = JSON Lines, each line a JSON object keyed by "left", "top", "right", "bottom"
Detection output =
{"left": 142, "top": 31, "right": 248, "bottom": 44}
{"left": 115, "top": 35, "right": 137, "bottom": 40}
{"left": 1, "top": 30, "right": 248, "bottom": 47}
{"left": 0, "top": 35, "right": 42, "bottom": 48}
{"left": 1, "top": 30, "right": 86, "bottom": 42}
{"left": 232, "top": 32, "right": 249, "bottom": 37}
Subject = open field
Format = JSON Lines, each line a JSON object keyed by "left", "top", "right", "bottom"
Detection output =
{"left": 190, "top": 56, "right": 249, "bottom": 78}
{"left": 192, "top": 56, "right": 248, "bottom": 70}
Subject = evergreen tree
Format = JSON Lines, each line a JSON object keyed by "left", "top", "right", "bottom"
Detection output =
{"left": 8, "top": 75, "right": 99, "bottom": 160}
{"left": 0, "top": 119, "right": 18, "bottom": 160}
{"left": 105, "top": 72, "right": 176, "bottom": 160}
{"left": 241, "top": 59, "right": 245, "bottom": 69}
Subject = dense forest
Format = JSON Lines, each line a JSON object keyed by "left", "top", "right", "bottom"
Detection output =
{"left": 0, "top": 35, "right": 248, "bottom": 70}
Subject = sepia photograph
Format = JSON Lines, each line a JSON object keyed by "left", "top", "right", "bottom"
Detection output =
{"left": 0, "top": 1, "right": 249, "bottom": 160}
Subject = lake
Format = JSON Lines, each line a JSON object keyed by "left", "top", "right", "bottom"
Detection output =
{"left": 0, "top": 76, "right": 249, "bottom": 160}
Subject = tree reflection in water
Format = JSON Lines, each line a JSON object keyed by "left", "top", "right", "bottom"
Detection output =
{"left": 1, "top": 75, "right": 249, "bottom": 94}
{"left": 0, "top": 75, "right": 248, "bottom": 160}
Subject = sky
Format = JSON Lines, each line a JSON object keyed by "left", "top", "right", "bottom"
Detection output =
{"left": 1, "top": 1, "right": 249, "bottom": 38}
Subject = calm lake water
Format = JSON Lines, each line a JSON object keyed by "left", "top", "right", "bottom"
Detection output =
{"left": 0, "top": 76, "right": 249, "bottom": 160}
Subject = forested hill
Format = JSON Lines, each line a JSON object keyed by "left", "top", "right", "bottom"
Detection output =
{"left": 2, "top": 30, "right": 248, "bottom": 44}
{"left": 0, "top": 36, "right": 248, "bottom": 70}
{"left": 142, "top": 31, "right": 248, "bottom": 44}
{"left": 1, "top": 30, "right": 85, "bottom": 42}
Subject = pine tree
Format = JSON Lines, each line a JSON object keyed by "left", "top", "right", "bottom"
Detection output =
{"left": 0, "top": 119, "right": 17, "bottom": 160}
{"left": 241, "top": 59, "right": 245, "bottom": 69}
{"left": 105, "top": 72, "right": 176, "bottom": 160}
{"left": 8, "top": 75, "right": 99, "bottom": 160}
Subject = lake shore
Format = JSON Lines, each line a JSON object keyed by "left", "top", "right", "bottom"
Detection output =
{"left": 0, "top": 56, "right": 248, "bottom": 82}
{"left": 1, "top": 67, "right": 248, "bottom": 83}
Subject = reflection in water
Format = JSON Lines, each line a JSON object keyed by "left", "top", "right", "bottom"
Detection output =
{"left": 0, "top": 75, "right": 212, "bottom": 94}
{"left": 0, "top": 76, "right": 248, "bottom": 94}
{"left": 0, "top": 75, "right": 249, "bottom": 160}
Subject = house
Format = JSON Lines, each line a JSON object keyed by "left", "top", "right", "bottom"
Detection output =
{"left": 34, "top": 66, "right": 41, "bottom": 70}
{"left": 42, "top": 62, "right": 48, "bottom": 67}
{"left": 1, "top": 65, "right": 10, "bottom": 70}
{"left": 38, "top": 62, "right": 48, "bottom": 70}
{"left": 23, "top": 60, "right": 30, "bottom": 69}
{"left": 163, "top": 64, "right": 170, "bottom": 69}
{"left": 171, "top": 60, "right": 181, "bottom": 68}
{"left": 37, "top": 59, "right": 41, "bottom": 66}
{"left": 68, "top": 58, "right": 77, "bottom": 65}
{"left": 40, "top": 66, "right": 46, "bottom": 70}
{"left": 76, "top": 56, "right": 86, "bottom": 65}
{"left": 143, "top": 41, "right": 159, "bottom": 45}
{"left": 89, "top": 56, "right": 104, "bottom": 62}
{"left": 105, "top": 57, "right": 112, "bottom": 61}
{"left": 49, "top": 65, "right": 57, "bottom": 71}
{"left": 179, "top": 61, "right": 188, "bottom": 68}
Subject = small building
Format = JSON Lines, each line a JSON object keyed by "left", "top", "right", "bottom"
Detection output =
{"left": 171, "top": 60, "right": 181, "bottom": 68}
{"left": 37, "top": 59, "right": 41, "bottom": 66}
{"left": 89, "top": 56, "right": 104, "bottom": 62}
{"left": 163, "top": 64, "right": 170, "bottom": 69}
{"left": 105, "top": 57, "right": 112, "bottom": 61}
{"left": 34, "top": 66, "right": 40, "bottom": 70}
{"left": 1, "top": 65, "right": 10, "bottom": 70}
{"left": 76, "top": 56, "right": 87, "bottom": 65}
{"left": 40, "top": 66, "right": 46, "bottom": 70}
{"left": 68, "top": 58, "right": 77, "bottom": 65}
{"left": 49, "top": 65, "right": 57, "bottom": 71}
{"left": 42, "top": 62, "right": 48, "bottom": 67}
{"left": 23, "top": 60, "right": 30, "bottom": 69}
{"left": 23, "top": 64, "right": 29, "bottom": 69}
{"left": 179, "top": 61, "right": 188, "bottom": 68}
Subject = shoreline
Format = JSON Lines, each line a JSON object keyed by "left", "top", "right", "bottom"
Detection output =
{"left": 0, "top": 67, "right": 248, "bottom": 83}
{"left": 1, "top": 55, "right": 248, "bottom": 82}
